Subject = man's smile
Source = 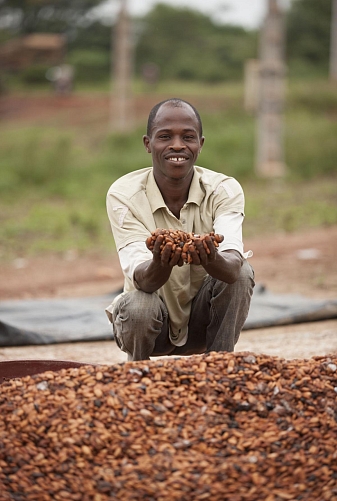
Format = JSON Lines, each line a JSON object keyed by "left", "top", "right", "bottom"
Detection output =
{"left": 165, "top": 155, "right": 189, "bottom": 163}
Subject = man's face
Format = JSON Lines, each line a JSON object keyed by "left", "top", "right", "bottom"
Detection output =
{"left": 143, "top": 102, "right": 205, "bottom": 183}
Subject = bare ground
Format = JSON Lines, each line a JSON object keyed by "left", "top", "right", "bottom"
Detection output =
{"left": 1, "top": 225, "right": 336, "bottom": 364}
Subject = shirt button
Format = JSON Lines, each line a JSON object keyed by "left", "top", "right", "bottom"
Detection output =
{"left": 181, "top": 219, "right": 186, "bottom": 224}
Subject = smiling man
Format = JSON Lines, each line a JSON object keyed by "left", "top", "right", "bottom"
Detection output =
{"left": 105, "top": 98, "right": 255, "bottom": 361}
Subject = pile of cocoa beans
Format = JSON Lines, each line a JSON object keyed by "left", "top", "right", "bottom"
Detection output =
{"left": 146, "top": 229, "right": 224, "bottom": 264}
{"left": 1, "top": 352, "right": 337, "bottom": 500}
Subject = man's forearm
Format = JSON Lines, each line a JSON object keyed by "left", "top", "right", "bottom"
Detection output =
{"left": 134, "top": 259, "right": 172, "bottom": 293}
{"left": 134, "top": 248, "right": 242, "bottom": 293}
{"left": 134, "top": 236, "right": 183, "bottom": 293}
{"left": 203, "top": 250, "right": 243, "bottom": 284}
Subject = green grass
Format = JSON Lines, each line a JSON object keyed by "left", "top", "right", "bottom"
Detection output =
{"left": 243, "top": 177, "right": 337, "bottom": 238}
{"left": 0, "top": 78, "right": 336, "bottom": 262}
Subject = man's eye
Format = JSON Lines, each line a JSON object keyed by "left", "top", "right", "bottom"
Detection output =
{"left": 159, "top": 135, "right": 170, "bottom": 139}
{"left": 184, "top": 135, "right": 196, "bottom": 140}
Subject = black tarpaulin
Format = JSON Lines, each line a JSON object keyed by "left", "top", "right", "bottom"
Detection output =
{"left": 0, "top": 286, "right": 336, "bottom": 346}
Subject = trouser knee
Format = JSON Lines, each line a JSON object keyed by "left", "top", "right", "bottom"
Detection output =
{"left": 241, "top": 259, "right": 254, "bottom": 280}
{"left": 232, "top": 259, "right": 255, "bottom": 291}
{"left": 213, "top": 259, "right": 254, "bottom": 296}
{"left": 116, "top": 290, "right": 162, "bottom": 325}
{"left": 112, "top": 290, "right": 166, "bottom": 360}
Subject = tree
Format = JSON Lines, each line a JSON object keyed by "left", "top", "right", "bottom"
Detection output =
{"left": 0, "top": 0, "right": 113, "bottom": 84}
{"left": 286, "top": 0, "right": 332, "bottom": 66}
{"left": 134, "top": 4, "right": 257, "bottom": 83}
{"left": 0, "top": 1, "right": 259, "bottom": 85}
{"left": 0, "top": 0, "right": 104, "bottom": 35}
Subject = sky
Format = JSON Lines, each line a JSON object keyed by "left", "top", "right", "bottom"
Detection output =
{"left": 95, "top": 0, "right": 290, "bottom": 30}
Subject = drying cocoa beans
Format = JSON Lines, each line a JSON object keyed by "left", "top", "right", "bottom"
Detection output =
{"left": 1, "top": 352, "right": 337, "bottom": 500}
{"left": 146, "top": 228, "right": 224, "bottom": 264}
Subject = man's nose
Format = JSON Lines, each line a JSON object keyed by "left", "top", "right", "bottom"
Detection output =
{"left": 170, "top": 136, "right": 185, "bottom": 149}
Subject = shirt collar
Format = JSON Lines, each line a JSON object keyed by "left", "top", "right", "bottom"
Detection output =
{"left": 187, "top": 166, "right": 204, "bottom": 206}
{"left": 146, "top": 167, "right": 204, "bottom": 214}
{"left": 147, "top": 170, "right": 167, "bottom": 213}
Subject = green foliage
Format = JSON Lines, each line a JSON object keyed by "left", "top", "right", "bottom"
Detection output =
{"left": 20, "top": 63, "right": 50, "bottom": 84}
{"left": 285, "top": 80, "right": 337, "bottom": 178}
{"left": 67, "top": 49, "right": 110, "bottom": 82}
{"left": 286, "top": 111, "right": 337, "bottom": 178}
{"left": 0, "top": 29, "right": 13, "bottom": 44}
{"left": 1, "top": 3, "right": 257, "bottom": 85}
{"left": 68, "top": 21, "right": 111, "bottom": 52}
{"left": 0, "top": 123, "right": 151, "bottom": 258}
{"left": 134, "top": 4, "right": 257, "bottom": 83}
{"left": 0, "top": 129, "right": 73, "bottom": 195}
{"left": 103, "top": 132, "right": 150, "bottom": 177}
{"left": 0, "top": 0, "right": 104, "bottom": 34}
{"left": 286, "top": 0, "right": 332, "bottom": 66}
{"left": 287, "top": 59, "right": 329, "bottom": 80}
{"left": 243, "top": 177, "right": 337, "bottom": 237}
{"left": 199, "top": 111, "right": 255, "bottom": 178}
{"left": 287, "top": 79, "right": 337, "bottom": 113}
{"left": 0, "top": 0, "right": 335, "bottom": 86}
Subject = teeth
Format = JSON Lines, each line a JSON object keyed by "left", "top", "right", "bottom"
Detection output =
{"left": 169, "top": 157, "right": 185, "bottom": 162}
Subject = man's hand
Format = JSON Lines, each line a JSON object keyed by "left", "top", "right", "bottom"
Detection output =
{"left": 187, "top": 236, "right": 242, "bottom": 283}
{"left": 133, "top": 235, "right": 183, "bottom": 293}
{"left": 146, "top": 229, "right": 223, "bottom": 265}
{"left": 152, "top": 234, "right": 183, "bottom": 268}
{"left": 187, "top": 234, "right": 217, "bottom": 266}
{"left": 137, "top": 229, "right": 243, "bottom": 292}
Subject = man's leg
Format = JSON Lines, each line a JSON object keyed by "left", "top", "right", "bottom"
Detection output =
{"left": 111, "top": 290, "right": 174, "bottom": 361}
{"left": 173, "top": 260, "right": 255, "bottom": 355}
{"left": 206, "top": 260, "right": 255, "bottom": 352}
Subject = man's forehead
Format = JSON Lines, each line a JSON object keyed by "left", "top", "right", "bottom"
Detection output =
{"left": 153, "top": 102, "right": 198, "bottom": 128}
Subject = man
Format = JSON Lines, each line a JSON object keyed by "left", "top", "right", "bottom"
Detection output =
{"left": 106, "top": 98, "right": 254, "bottom": 361}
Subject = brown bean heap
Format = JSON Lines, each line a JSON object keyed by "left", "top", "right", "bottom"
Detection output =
{"left": 1, "top": 352, "right": 337, "bottom": 501}
{"left": 146, "top": 228, "right": 224, "bottom": 264}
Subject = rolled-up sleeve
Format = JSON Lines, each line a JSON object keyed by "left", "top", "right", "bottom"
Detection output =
{"left": 212, "top": 177, "right": 245, "bottom": 217}
{"left": 106, "top": 194, "right": 151, "bottom": 251}
{"left": 118, "top": 241, "right": 152, "bottom": 285}
{"left": 214, "top": 212, "right": 244, "bottom": 255}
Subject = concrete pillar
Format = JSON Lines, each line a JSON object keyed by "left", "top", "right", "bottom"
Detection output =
{"left": 110, "top": 0, "right": 133, "bottom": 132}
{"left": 255, "top": 0, "right": 287, "bottom": 177}
{"left": 244, "top": 59, "right": 260, "bottom": 113}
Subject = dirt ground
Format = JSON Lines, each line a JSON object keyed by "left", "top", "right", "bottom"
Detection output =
{"left": 0, "top": 93, "right": 226, "bottom": 133}
{"left": 1, "top": 225, "right": 336, "bottom": 364}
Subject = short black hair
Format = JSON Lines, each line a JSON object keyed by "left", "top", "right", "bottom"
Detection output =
{"left": 146, "top": 98, "right": 203, "bottom": 137}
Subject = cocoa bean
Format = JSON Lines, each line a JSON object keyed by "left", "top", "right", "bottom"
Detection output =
{"left": 1, "top": 352, "right": 336, "bottom": 500}
{"left": 145, "top": 229, "right": 224, "bottom": 264}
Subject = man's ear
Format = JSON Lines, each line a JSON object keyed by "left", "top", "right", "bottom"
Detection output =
{"left": 199, "top": 136, "right": 205, "bottom": 152}
{"left": 143, "top": 135, "right": 151, "bottom": 153}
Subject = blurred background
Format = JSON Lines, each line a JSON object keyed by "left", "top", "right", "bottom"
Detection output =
{"left": 0, "top": 0, "right": 336, "bottom": 264}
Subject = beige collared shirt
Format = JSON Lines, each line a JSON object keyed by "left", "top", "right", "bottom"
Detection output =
{"left": 106, "top": 166, "right": 246, "bottom": 345}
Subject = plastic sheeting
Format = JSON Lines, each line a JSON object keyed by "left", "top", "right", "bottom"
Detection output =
{"left": 0, "top": 285, "right": 336, "bottom": 346}
{"left": 0, "top": 295, "right": 114, "bottom": 346}
{"left": 244, "top": 284, "right": 337, "bottom": 329}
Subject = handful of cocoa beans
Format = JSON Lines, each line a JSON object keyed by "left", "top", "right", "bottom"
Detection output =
{"left": 146, "top": 228, "right": 224, "bottom": 264}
